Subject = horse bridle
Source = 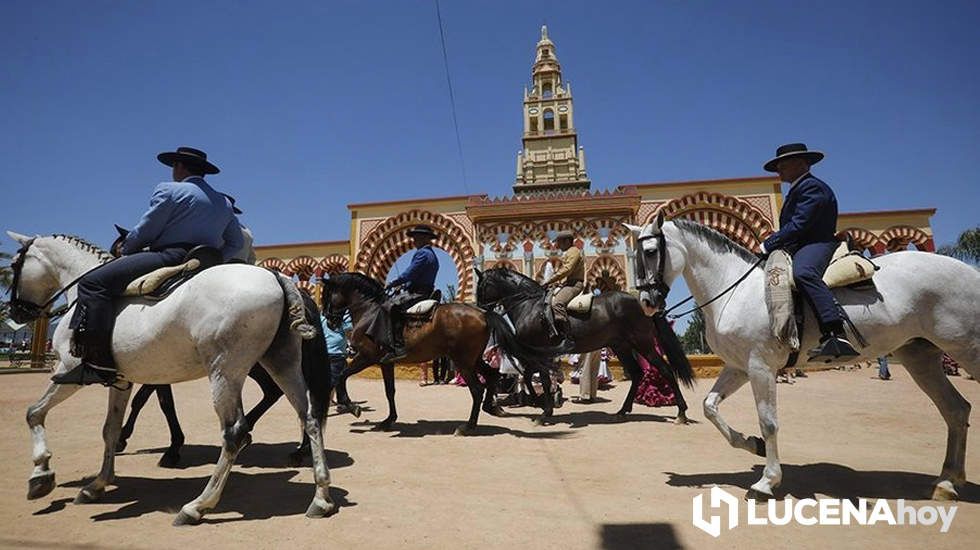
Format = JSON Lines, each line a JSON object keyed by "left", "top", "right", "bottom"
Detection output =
{"left": 5, "top": 237, "right": 105, "bottom": 323}
{"left": 633, "top": 229, "right": 671, "bottom": 305}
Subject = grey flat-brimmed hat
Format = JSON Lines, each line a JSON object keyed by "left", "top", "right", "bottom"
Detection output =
{"left": 157, "top": 146, "right": 220, "bottom": 175}
{"left": 407, "top": 224, "right": 437, "bottom": 239}
{"left": 554, "top": 230, "right": 574, "bottom": 241}
{"left": 763, "top": 143, "right": 824, "bottom": 173}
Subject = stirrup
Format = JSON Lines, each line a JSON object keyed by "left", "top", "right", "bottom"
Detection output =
{"left": 806, "top": 336, "right": 860, "bottom": 364}
{"left": 51, "top": 363, "right": 121, "bottom": 387}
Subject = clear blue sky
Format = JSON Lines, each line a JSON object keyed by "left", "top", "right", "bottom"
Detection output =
{"left": 3, "top": 1, "right": 978, "bottom": 299}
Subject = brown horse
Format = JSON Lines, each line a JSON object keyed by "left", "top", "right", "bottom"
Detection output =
{"left": 323, "top": 272, "right": 556, "bottom": 435}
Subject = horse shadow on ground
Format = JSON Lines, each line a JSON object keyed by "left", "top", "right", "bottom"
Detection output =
{"left": 348, "top": 418, "right": 575, "bottom": 439}
{"left": 665, "top": 462, "right": 980, "bottom": 503}
{"left": 505, "top": 409, "right": 687, "bottom": 429}
{"left": 44, "top": 471, "right": 354, "bottom": 523}
{"left": 598, "top": 523, "right": 684, "bottom": 550}
{"left": 124, "top": 442, "right": 354, "bottom": 470}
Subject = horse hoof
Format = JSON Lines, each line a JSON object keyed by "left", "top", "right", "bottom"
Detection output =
{"left": 375, "top": 419, "right": 395, "bottom": 432}
{"left": 173, "top": 509, "right": 203, "bottom": 527}
{"left": 748, "top": 436, "right": 767, "bottom": 457}
{"left": 158, "top": 452, "right": 181, "bottom": 469}
{"left": 675, "top": 413, "right": 689, "bottom": 425}
{"left": 115, "top": 439, "right": 127, "bottom": 453}
{"left": 27, "top": 472, "right": 56, "bottom": 500}
{"left": 74, "top": 487, "right": 103, "bottom": 504}
{"left": 533, "top": 417, "right": 551, "bottom": 427}
{"left": 932, "top": 481, "right": 959, "bottom": 501}
{"left": 745, "top": 488, "right": 772, "bottom": 502}
{"left": 349, "top": 404, "right": 362, "bottom": 419}
{"left": 306, "top": 499, "right": 337, "bottom": 518}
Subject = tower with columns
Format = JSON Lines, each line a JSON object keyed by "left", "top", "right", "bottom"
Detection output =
{"left": 514, "top": 26, "right": 590, "bottom": 196}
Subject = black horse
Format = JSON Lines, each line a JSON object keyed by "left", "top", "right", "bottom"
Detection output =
{"left": 115, "top": 289, "right": 337, "bottom": 465}
{"left": 474, "top": 267, "right": 694, "bottom": 423}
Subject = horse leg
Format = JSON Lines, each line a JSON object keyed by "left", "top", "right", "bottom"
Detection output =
{"left": 649, "top": 354, "right": 689, "bottom": 425}
{"left": 243, "top": 364, "right": 284, "bottom": 430}
{"left": 894, "top": 339, "right": 971, "bottom": 501}
{"left": 455, "top": 366, "right": 485, "bottom": 436}
{"left": 479, "top": 360, "right": 505, "bottom": 417}
{"left": 156, "top": 385, "right": 184, "bottom": 468}
{"left": 377, "top": 363, "right": 398, "bottom": 431}
{"left": 702, "top": 366, "right": 760, "bottom": 454}
{"left": 746, "top": 362, "right": 782, "bottom": 499}
{"left": 26, "top": 378, "right": 81, "bottom": 499}
{"left": 533, "top": 363, "right": 555, "bottom": 426}
{"left": 612, "top": 346, "right": 642, "bottom": 418}
{"left": 116, "top": 383, "right": 155, "bottom": 453}
{"left": 76, "top": 384, "right": 132, "bottom": 503}
{"left": 174, "top": 375, "right": 249, "bottom": 526}
{"left": 260, "top": 360, "right": 335, "bottom": 519}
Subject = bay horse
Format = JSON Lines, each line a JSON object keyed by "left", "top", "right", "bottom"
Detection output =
{"left": 6, "top": 231, "right": 335, "bottom": 525}
{"left": 473, "top": 267, "right": 695, "bottom": 423}
{"left": 628, "top": 215, "right": 980, "bottom": 499}
{"left": 323, "top": 272, "right": 557, "bottom": 435}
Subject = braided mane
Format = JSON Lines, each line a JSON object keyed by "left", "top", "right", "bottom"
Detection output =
{"left": 672, "top": 219, "right": 759, "bottom": 263}
{"left": 51, "top": 234, "right": 113, "bottom": 263}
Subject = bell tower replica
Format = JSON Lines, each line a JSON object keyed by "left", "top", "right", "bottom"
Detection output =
{"left": 514, "top": 26, "right": 591, "bottom": 196}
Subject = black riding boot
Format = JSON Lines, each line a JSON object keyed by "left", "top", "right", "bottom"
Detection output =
{"left": 378, "top": 312, "right": 407, "bottom": 364}
{"left": 807, "top": 321, "right": 859, "bottom": 363}
{"left": 52, "top": 334, "right": 120, "bottom": 386}
{"left": 553, "top": 317, "right": 576, "bottom": 354}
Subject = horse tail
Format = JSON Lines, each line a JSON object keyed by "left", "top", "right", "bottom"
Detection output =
{"left": 484, "top": 310, "right": 562, "bottom": 367}
{"left": 653, "top": 313, "right": 695, "bottom": 389}
{"left": 273, "top": 271, "right": 316, "bottom": 340}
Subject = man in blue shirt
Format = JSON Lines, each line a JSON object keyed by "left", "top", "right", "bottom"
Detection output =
{"left": 320, "top": 310, "right": 356, "bottom": 410}
{"left": 54, "top": 147, "right": 244, "bottom": 386}
{"left": 760, "top": 143, "right": 859, "bottom": 362}
{"left": 377, "top": 224, "right": 439, "bottom": 364}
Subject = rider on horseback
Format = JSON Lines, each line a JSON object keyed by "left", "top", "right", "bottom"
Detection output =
{"left": 543, "top": 230, "right": 582, "bottom": 351}
{"left": 53, "top": 147, "right": 244, "bottom": 386}
{"left": 759, "top": 143, "right": 859, "bottom": 363}
{"left": 377, "top": 224, "right": 439, "bottom": 364}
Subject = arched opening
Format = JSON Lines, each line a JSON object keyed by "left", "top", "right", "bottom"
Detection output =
{"left": 651, "top": 192, "right": 775, "bottom": 251}
{"left": 542, "top": 81, "right": 553, "bottom": 98}
{"left": 529, "top": 116, "right": 539, "bottom": 134}
{"left": 387, "top": 247, "right": 460, "bottom": 302}
{"left": 543, "top": 109, "right": 555, "bottom": 133}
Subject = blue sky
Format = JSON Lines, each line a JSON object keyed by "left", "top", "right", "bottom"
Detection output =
{"left": 3, "top": 1, "right": 978, "bottom": 311}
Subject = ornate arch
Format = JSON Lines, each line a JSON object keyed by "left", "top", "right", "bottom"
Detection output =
{"left": 880, "top": 225, "right": 932, "bottom": 252}
{"left": 651, "top": 191, "right": 774, "bottom": 251}
{"left": 258, "top": 257, "right": 286, "bottom": 273}
{"left": 355, "top": 209, "right": 475, "bottom": 297}
{"left": 319, "top": 254, "right": 350, "bottom": 276}
{"left": 486, "top": 259, "right": 520, "bottom": 272}
{"left": 587, "top": 255, "right": 627, "bottom": 291}
{"left": 837, "top": 227, "right": 880, "bottom": 252}
{"left": 534, "top": 256, "right": 563, "bottom": 283}
{"left": 286, "top": 255, "right": 319, "bottom": 281}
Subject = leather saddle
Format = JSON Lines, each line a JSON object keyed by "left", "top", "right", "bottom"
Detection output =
{"left": 405, "top": 289, "right": 443, "bottom": 318}
{"left": 122, "top": 246, "right": 223, "bottom": 300}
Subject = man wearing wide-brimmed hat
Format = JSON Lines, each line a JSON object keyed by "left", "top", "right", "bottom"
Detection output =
{"left": 375, "top": 224, "right": 440, "bottom": 363}
{"left": 543, "top": 230, "right": 584, "bottom": 350}
{"left": 760, "top": 143, "right": 858, "bottom": 362}
{"left": 52, "top": 147, "right": 244, "bottom": 386}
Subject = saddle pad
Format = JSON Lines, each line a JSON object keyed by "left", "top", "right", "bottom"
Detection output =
{"left": 764, "top": 250, "right": 799, "bottom": 351}
{"left": 122, "top": 259, "right": 200, "bottom": 297}
{"left": 405, "top": 299, "right": 438, "bottom": 316}
{"left": 823, "top": 250, "right": 878, "bottom": 289}
{"left": 567, "top": 293, "right": 593, "bottom": 314}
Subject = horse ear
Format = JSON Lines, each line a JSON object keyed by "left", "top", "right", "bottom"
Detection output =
{"left": 623, "top": 223, "right": 643, "bottom": 236}
{"left": 5, "top": 230, "right": 32, "bottom": 245}
{"left": 656, "top": 211, "right": 665, "bottom": 229}
{"left": 113, "top": 224, "right": 130, "bottom": 237}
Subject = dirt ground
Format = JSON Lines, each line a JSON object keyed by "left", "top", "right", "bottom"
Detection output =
{"left": 0, "top": 366, "right": 978, "bottom": 550}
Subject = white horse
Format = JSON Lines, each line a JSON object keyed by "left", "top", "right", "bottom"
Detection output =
{"left": 5, "top": 230, "right": 336, "bottom": 525}
{"left": 626, "top": 215, "right": 980, "bottom": 500}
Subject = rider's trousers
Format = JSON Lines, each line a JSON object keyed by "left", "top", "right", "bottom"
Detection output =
{"left": 68, "top": 248, "right": 187, "bottom": 366}
{"left": 791, "top": 241, "right": 840, "bottom": 331}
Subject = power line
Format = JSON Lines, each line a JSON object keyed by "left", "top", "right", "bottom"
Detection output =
{"left": 434, "top": 0, "right": 469, "bottom": 194}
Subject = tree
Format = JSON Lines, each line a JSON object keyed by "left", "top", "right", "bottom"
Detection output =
{"left": 936, "top": 226, "right": 980, "bottom": 265}
{"left": 443, "top": 283, "right": 458, "bottom": 303}
{"left": 679, "top": 309, "right": 711, "bottom": 355}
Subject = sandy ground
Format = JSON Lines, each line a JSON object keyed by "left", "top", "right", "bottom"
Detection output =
{"left": 0, "top": 367, "right": 978, "bottom": 550}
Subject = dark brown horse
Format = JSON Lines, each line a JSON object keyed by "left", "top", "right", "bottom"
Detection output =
{"left": 474, "top": 267, "right": 694, "bottom": 423}
{"left": 323, "top": 272, "right": 557, "bottom": 435}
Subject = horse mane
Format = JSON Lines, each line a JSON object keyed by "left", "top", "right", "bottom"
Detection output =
{"left": 326, "top": 272, "right": 385, "bottom": 302}
{"left": 51, "top": 234, "right": 113, "bottom": 263}
{"left": 484, "top": 267, "right": 544, "bottom": 296}
{"left": 673, "top": 219, "right": 759, "bottom": 263}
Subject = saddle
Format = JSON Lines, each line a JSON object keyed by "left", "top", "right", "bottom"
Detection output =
{"left": 122, "top": 246, "right": 223, "bottom": 300}
{"left": 765, "top": 242, "right": 878, "bottom": 362}
{"left": 405, "top": 289, "right": 442, "bottom": 318}
{"left": 566, "top": 292, "right": 593, "bottom": 315}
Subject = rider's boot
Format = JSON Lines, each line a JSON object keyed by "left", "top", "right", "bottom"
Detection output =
{"left": 52, "top": 337, "right": 121, "bottom": 386}
{"left": 807, "top": 321, "right": 859, "bottom": 363}
{"left": 378, "top": 314, "right": 407, "bottom": 364}
{"left": 553, "top": 317, "right": 576, "bottom": 354}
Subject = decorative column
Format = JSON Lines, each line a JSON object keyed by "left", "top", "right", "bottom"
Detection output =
{"left": 30, "top": 318, "right": 49, "bottom": 369}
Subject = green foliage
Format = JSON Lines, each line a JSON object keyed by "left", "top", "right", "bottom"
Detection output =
{"left": 680, "top": 309, "right": 711, "bottom": 355}
{"left": 937, "top": 226, "right": 980, "bottom": 265}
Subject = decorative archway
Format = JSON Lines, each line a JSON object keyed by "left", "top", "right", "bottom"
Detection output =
{"left": 319, "top": 254, "right": 350, "bottom": 276}
{"left": 837, "top": 227, "right": 882, "bottom": 255}
{"left": 258, "top": 257, "right": 286, "bottom": 272}
{"left": 355, "top": 209, "right": 476, "bottom": 298}
{"left": 286, "top": 255, "right": 319, "bottom": 281}
{"left": 880, "top": 225, "right": 933, "bottom": 252}
{"left": 650, "top": 191, "right": 774, "bottom": 251}
{"left": 587, "top": 255, "right": 627, "bottom": 291}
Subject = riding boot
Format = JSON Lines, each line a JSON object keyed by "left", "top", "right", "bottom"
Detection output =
{"left": 52, "top": 334, "right": 121, "bottom": 386}
{"left": 807, "top": 321, "right": 859, "bottom": 363}
{"left": 553, "top": 317, "right": 576, "bottom": 354}
{"left": 378, "top": 312, "right": 407, "bottom": 364}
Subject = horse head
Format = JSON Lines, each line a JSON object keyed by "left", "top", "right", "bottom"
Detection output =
{"left": 5, "top": 231, "right": 63, "bottom": 322}
{"left": 624, "top": 213, "right": 684, "bottom": 316}
{"left": 474, "top": 266, "right": 542, "bottom": 309}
